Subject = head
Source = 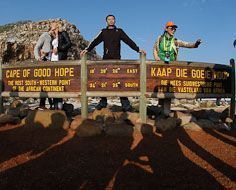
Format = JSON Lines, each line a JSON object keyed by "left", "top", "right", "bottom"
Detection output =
{"left": 165, "top": 21, "right": 178, "bottom": 36}
{"left": 49, "top": 22, "right": 59, "bottom": 35}
{"left": 106, "top": 15, "right": 116, "bottom": 27}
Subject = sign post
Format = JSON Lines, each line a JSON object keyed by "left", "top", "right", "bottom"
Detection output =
{"left": 230, "top": 59, "right": 235, "bottom": 120}
{"left": 81, "top": 54, "right": 88, "bottom": 118}
{"left": 139, "top": 52, "right": 147, "bottom": 123}
{"left": 0, "top": 58, "right": 3, "bottom": 113}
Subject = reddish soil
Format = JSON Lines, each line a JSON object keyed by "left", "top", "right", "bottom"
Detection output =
{"left": 0, "top": 124, "right": 235, "bottom": 190}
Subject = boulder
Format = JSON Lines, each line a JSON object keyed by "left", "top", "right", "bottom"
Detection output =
{"left": 92, "top": 108, "right": 115, "bottom": 123}
{"left": 105, "top": 123, "right": 134, "bottom": 136}
{"left": 113, "top": 112, "right": 128, "bottom": 124}
{"left": 173, "top": 99, "right": 181, "bottom": 107}
{"left": 22, "top": 110, "right": 69, "bottom": 129}
{"left": 134, "top": 123, "right": 155, "bottom": 135}
{"left": 174, "top": 111, "right": 196, "bottom": 126}
{"left": 70, "top": 115, "right": 84, "bottom": 130}
{"left": 19, "top": 104, "right": 30, "bottom": 118}
{"left": 25, "top": 98, "right": 36, "bottom": 104}
{"left": 206, "top": 101, "right": 216, "bottom": 108}
{"left": 179, "top": 99, "right": 188, "bottom": 104}
{"left": 220, "top": 108, "right": 229, "bottom": 122}
{"left": 76, "top": 119, "right": 102, "bottom": 137}
{"left": 156, "top": 117, "right": 181, "bottom": 132}
{"left": 131, "top": 102, "right": 140, "bottom": 112}
{"left": 0, "top": 114, "right": 20, "bottom": 125}
{"left": 196, "top": 109, "right": 225, "bottom": 124}
{"left": 199, "top": 101, "right": 216, "bottom": 108}
{"left": 191, "top": 110, "right": 209, "bottom": 120}
{"left": 6, "top": 103, "right": 30, "bottom": 118}
{"left": 217, "top": 123, "right": 231, "bottom": 131}
{"left": 225, "top": 117, "right": 233, "bottom": 126}
{"left": 196, "top": 119, "right": 215, "bottom": 129}
{"left": 6, "top": 107, "right": 21, "bottom": 117}
{"left": 10, "top": 99, "right": 23, "bottom": 108}
{"left": 181, "top": 104, "right": 198, "bottom": 110}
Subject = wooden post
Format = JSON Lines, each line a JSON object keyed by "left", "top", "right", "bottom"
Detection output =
{"left": 0, "top": 59, "right": 3, "bottom": 113}
{"left": 81, "top": 54, "right": 88, "bottom": 118}
{"left": 139, "top": 52, "right": 147, "bottom": 123}
{"left": 230, "top": 59, "right": 235, "bottom": 120}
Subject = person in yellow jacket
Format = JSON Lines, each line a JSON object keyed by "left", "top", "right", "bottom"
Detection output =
{"left": 153, "top": 21, "right": 201, "bottom": 62}
{"left": 153, "top": 21, "right": 201, "bottom": 116}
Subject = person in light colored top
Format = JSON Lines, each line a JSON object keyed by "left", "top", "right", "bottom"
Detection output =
{"left": 34, "top": 22, "right": 58, "bottom": 61}
{"left": 51, "top": 37, "right": 59, "bottom": 61}
{"left": 153, "top": 21, "right": 201, "bottom": 62}
{"left": 153, "top": 21, "right": 202, "bottom": 116}
{"left": 34, "top": 22, "right": 59, "bottom": 109}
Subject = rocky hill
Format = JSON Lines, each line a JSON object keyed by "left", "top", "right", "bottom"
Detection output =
{"left": 0, "top": 19, "right": 100, "bottom": 63}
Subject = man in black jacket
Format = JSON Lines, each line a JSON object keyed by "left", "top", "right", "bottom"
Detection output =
{"left": 81, "top": 15, "right": 145, "bottom": 111}
{"left": 58, "top": 30, "right": 72, "bottom": 60}
{"left": 53, "top": 25, "right": 72, "bottom": 109}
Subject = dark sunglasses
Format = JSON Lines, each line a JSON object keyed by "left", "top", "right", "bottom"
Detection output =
{"left": 168, "top": 27, "right": 177, "bottom": 31}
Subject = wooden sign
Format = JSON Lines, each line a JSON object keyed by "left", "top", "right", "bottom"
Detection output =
{"left": 146, "top": 64, "right": 231, "bottom": 94}
{"left": 3, "top": 63, "right": 81, "bottom": 92}
{"left": 2, "top": 61, "right": 232, "bottom": 96}
{"left": 86, "top": 62, "right": 231, "bottom": 95}
{"left": 87, "top": 64, "right": 140, "bottom": 91}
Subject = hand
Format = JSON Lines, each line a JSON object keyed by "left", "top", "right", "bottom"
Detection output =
{"left": 139, "top": 49, "right": 146, "bottom": 55}
{"left": 53, "top": 48, "right": 58, "bottom": 55}
{"left": 80, "top": 49, "right": 88, "bottom": 58}
{"left": 195, "top": 39, "right": 202, "bottom": 47}
{"left": 154, "top": 55, "right": 160, "bottom": 61}
{"left": 39, "top": 54, "right": 46, "bottom": 61}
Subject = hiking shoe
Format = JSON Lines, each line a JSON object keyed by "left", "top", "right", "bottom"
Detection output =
{"left": 35, "top": 106, "right": 46, "bottom": 111}
{"left": 122, "top": 104, "right": 133, "bottom": 112}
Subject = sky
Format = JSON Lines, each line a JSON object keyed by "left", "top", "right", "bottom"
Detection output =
{"left": 0, "top": 0, "right": 235, "bottom": 64}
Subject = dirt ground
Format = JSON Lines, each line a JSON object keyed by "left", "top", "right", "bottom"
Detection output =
{"left": 0, "top": 124, "right": 235, "bottom": 190}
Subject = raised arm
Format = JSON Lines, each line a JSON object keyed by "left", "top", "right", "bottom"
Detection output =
{"left": 80, "top": 30, "right": 103, "bottom": 57}
{"left": 177, "top": 39, "right": 202, "bottom": 48}
{"left": 120, "top": 29, "right": 139, "bottom": 52}
{"left": 86, "top": 30, "right": 103, "bottom": 52}
{"left": 34, "top": 34, "right": 45, "bottom": 60}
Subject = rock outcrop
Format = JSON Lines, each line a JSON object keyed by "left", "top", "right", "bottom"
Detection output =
{"left": 0, "top": 19, "right": 100, "bottom": 63}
